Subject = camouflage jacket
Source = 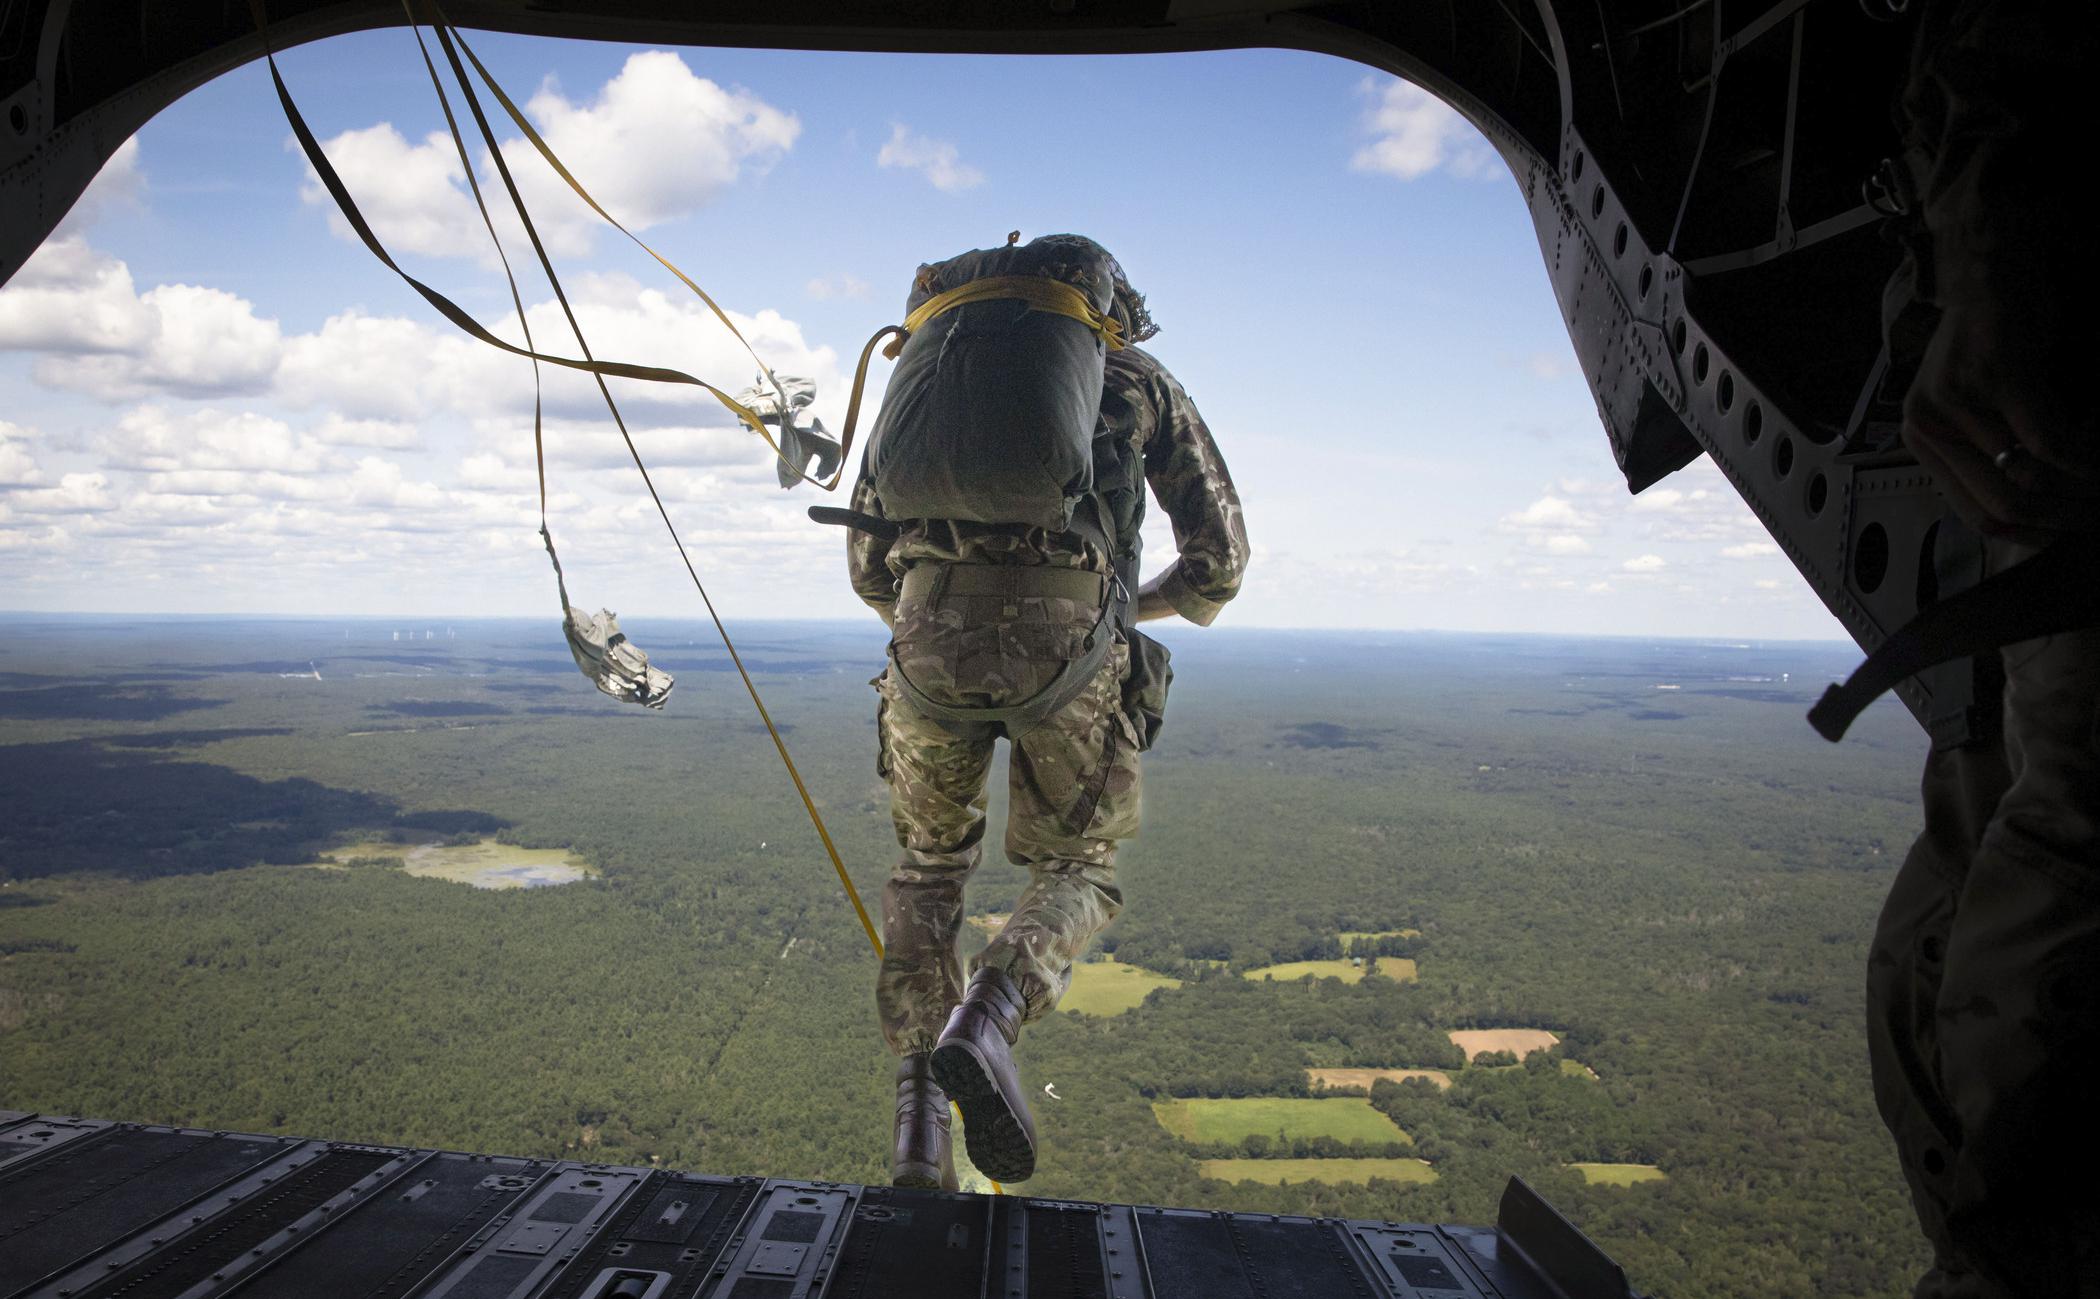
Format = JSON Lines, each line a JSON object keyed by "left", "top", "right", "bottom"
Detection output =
{"left": 847, "top": 345, "right": 1249, "bottom": 627}
{"left": 1896, "top": 0, "right": 2095, "bottom": 312}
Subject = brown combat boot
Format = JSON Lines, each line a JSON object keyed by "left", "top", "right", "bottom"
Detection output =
{"left": 930, "top": 967, "right": 1037, "bottom": 1182}
{"left": 892, "top": 1052, "right": 958, "bottom": 1191}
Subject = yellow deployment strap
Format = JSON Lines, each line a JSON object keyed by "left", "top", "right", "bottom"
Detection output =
{"left": 888, "top": 275, "right": 1127, "bottom": 359}
{"left": 265, "top": 0, "right": 998, "bottom": 1189}
{"left": 435, "top": 15, "right": 858, "bottom": 491}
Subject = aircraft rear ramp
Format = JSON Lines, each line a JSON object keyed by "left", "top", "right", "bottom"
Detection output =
{"left": 0, "top": 1111, "right": 1639, "bottom": 1299}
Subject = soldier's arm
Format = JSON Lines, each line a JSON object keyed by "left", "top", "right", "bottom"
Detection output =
{"left": 846, "top": 473, "right": 900, "bottom": 627}
{"left": 1133, "top": 358, "right": 1249, "bottom": 626}
{"left": 1900, "top": 0, "right": 2100, "bottom": 539}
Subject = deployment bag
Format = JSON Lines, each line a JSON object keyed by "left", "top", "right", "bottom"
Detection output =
{"left": 866, "top": 235, "right": 1123, "bottom": 531}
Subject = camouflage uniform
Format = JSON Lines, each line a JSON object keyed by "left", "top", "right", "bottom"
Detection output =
{"left": 850, "top": 345, "right": 1247, "bottom": 1054}
{"left": 1869, "top": 4, "right": 2100, "bottom": 1293}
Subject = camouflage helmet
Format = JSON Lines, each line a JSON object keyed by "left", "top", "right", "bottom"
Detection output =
{"left": 1023, "top": 233, "right": 1158, "bottom": 343}
{"left": 1108, "top": 258, "right": 1158, "bottom": 343}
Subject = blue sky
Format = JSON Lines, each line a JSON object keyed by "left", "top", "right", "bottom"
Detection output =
{"left": 0, "top": 29, "right": 1844, "bottom": 639}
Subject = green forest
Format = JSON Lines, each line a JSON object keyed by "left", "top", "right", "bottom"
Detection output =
{"left": 0, "top": 616, "right": 1933, "bottom": 1297}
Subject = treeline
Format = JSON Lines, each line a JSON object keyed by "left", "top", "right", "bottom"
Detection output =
{"left": 0, "top": 622, "right": 1941, "bottom": 1298}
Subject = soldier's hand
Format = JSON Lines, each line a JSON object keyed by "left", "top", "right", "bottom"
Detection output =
{"left": 1903, "top": 269, "right": 2100, "bottom": 545}
{"left": 1134, "top": 572, "right": 1178, "bottom": 623}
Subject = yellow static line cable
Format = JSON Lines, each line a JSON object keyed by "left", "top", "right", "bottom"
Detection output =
{"left": 420, "top": 19, "right": 1001, "bottom": 1197}
{"left": 418, "top": 12, "right": 888, "bottom": 966}
{"left": 260, "top": 0, "right": 995, "bottom": 1191}
{"left": 439, "top": 12, "right": 871, "bottom": 491}
{"left": 396, "top": 12, "right": 554, "bottom": 542}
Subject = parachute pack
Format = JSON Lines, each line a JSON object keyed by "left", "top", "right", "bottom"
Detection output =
{"left": 867, "top": 236, "right": 1126, "bottom": 531}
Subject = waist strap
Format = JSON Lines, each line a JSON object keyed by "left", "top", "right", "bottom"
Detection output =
{"left": 889, "top": 562, "right": 1116, "bottom": 741}
{"left": 900, "top": 562, "right": 1108, "bottom": 606}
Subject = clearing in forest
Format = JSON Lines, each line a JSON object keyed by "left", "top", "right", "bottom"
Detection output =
{"left": 1242, "top": 957, "right": 1417, "bottom": 984}
{"left": 1448, "top": 1028, "right": 1560, "bottom": 1061}
{"left": 1199, "top": 1157, "right": 1436, "bottom": 1186}
{"left": 965, "top": 913, "right": 1011, "bottom": 935}
{"left": 1307, "top": 1067, "right": 1453, "bottom": 1093}
{"left": 1151, "top": 1097, "right": 1411, "bottom": 1146}
{"left": 321, "top": 839, "right": 595, "bottom": 890}
{"left": 1058, "top": 960, "right": 1182, "bottom": 1016}
{"left": 1560, "top": 1059, "right": 1600, "bottom": 1080}
{"left": 1568, "top": 1163, "right": 1666, "bottom": 1186}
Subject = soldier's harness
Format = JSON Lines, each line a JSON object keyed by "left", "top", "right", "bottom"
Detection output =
{"left": 814, "top": 259, "right": 1152, "bottom": 742}
{"left": 888, "top": 561, "right": 1127, "bottom": 742}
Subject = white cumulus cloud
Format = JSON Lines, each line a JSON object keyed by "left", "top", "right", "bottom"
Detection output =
{"left": 1722, "top": 541, "right": 1777, "bottom": 559}
{"left": 520, "top": 52, "right": 798, "bottom": 226}
{"left": 1500, "top": 495, "right": 1600, "bottom": 533}
{"left": 1351, "top": 78, "right": 1496, "bottom": 181}
{"left": 56, "top": 137, "right": 145, "bottom": 237}
{"left": 96, "top": 407, "right": 336, "bottom": 475}
{"left": 8, "top": 472, "right": 115, "bottom": 515}
{"left": 315, "top": 415, "right": 420, "bottom": 449}
{"left": 0, "top": 422, "right": 44, "bottom": 488}
{"left": 0, "top": 238, "right": 282, "bottom": 397}
{"left": 0, "top": 236, "right": 158, "bottom": 353}
{"left": 297, "top": 123, "right": 488, "bottom": 259}
{"left": 1623, "top": 553, "right": 1667, "bottom": 573}
{"left": 298, "top": 51, "right": 798, "bottom": 261}
{"left": 878, "top": 124, "right": 983, "bottom": 192}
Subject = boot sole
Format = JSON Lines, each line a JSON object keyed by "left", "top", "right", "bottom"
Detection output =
{"left": 930, "top": 1039, "right": 1035, "bottom": 1183}
{"left": 891, "top": 1161, "right": 943, "bottom": 1190}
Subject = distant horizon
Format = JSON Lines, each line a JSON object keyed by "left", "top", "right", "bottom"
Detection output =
{"left": 0, "top": 35, "right": 1852, "bottom": 641}
{"left": 0, "top": 606, "right": 1865, "bottom": 649}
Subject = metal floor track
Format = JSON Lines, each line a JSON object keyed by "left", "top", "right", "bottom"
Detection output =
{"left": 0, "top": 1111, "right": 1640, "bottom": 1299}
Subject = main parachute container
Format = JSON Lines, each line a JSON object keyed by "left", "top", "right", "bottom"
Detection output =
{"left": 867, "top": 235, "right": 1117, "bottom": 530}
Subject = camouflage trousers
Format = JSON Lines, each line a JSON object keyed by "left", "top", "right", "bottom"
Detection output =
{"left": 1867, "top": 549, "right": 2100, "bottom": 1296}
{"left": 873, "top": 579, "right": 1142, "bottom": 1056}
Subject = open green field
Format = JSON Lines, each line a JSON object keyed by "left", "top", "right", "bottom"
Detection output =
{"left": 1448, "top": 1028, "right": 1559, "bottom": 1061}
{"left": 1241, "top": 957, "right": 1415, "bottom": 984}
{"left": 1058, "top": 960, "right": 1182, "bottom": 1016}
{"left": 323, "top": 838, "right": 595, "bottom": 890}
{"left": 1152, "top": 1097, "right": 1410, "bottom": 1146}
{"left": 1200, "top": 1157, "right": 1437, "bottom": 1186}
{"left": 1308, "top": 1067, "right": 1452, "bottom": 1092}
{"left": 1570, "top": 1163, "right": 1668, "bottom": 1187}
{"left": 1561, "top": 1059, "right": 1600, "bottom": 1080}
{"left": 1338, "top": 929, "right": 1420, "bottom": 943}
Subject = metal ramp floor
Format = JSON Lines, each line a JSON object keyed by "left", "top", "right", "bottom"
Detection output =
{"left": 0, "top": 1112, "right": 1639, "bottom": 1299}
